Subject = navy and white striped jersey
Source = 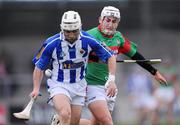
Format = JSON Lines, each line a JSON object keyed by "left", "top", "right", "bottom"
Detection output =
{"left": 32, "top": 30, "right": 113, "bottom": 83}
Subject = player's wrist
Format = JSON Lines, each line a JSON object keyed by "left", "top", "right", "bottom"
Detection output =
{"left": 151, "top": 68, "right": 157, "bottom": 75}
{"left": 105, "top": 73, "right": 115, "bottom": 88}
{"left": 108, "top": 73, "right": 115, "bottom": 82}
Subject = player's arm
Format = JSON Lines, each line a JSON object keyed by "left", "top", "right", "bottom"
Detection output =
{"left": 98, "top": 52, "right": 117, "bottom": 97}
{"left": 30, "top": 42, "right": 53, "bottom": 98}
{"left": 119, "top": 34, "right": 167, "bottom": 85}
{"left": 88, "top": 37, "right": 117, "bottom": 97}
{"left": 131, "top": 51, "right": 167, "bottom": 85}
{"left": 87, "top": 36, "right": 116, "bottom": 75}
{"left": 107, "top": 55, "right": 116, "bottom": 77}
{"left": 118, "top": 37, "right": 156, "bottom": 75}
{"left": 31, "top": 66, "right": 44, "bottom": 99}
{"left": 131, "top": 52, "right": 157, "bottom": 75}
{"left": 118, "top": 35, "right": 156, "bottom": 75}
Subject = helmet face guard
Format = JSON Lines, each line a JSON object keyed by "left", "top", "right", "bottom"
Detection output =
{"left": 100, "top": 6, "right": 120, "bottom": 35}
{"left": 61, "top": 11, "right": 82, "bottom": 31}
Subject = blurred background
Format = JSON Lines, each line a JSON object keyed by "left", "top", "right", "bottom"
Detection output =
{"left": 0, "top": 0, "right": 180, "bottom": 125}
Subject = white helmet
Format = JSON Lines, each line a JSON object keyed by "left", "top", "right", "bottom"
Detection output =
{"left": 61, "top": 11, "right": 82, "bottom": 31}
{"left": 101, "top": 6, "right": 120, "bottom": 19}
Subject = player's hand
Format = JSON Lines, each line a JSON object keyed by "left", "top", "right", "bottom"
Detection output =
{"left": 30, "top": 89, "right": 40, "bottom": 99}
{"left": 154, "top": 71, "right": 168, "bottom": 86}
{"left": 105, "top": 81, "right": 118, "bottom": 97}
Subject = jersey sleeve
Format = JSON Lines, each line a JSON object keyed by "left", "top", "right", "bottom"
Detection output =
{"left": 32, "top": 40, "right": 52, "bottom": 70}
{"left": 88, "top": 37, "right": 114, "bottom": 63}
{"left": 118, "top": 34, "right": 137, "bottom": 57}
{"left": 32, "top": 41, "right": 48, "bottom": 64}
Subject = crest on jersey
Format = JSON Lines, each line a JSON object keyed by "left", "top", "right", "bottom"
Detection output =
{"left": 79, "top": 49, "right": 85, "bottom": 54}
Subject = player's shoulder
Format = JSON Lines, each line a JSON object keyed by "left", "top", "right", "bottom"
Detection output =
{"left": 114, "top": 31, "right": 129, "bottom": 42}
{"left": 114, "top": 31, "right": 123, "bottom": 37}
{"left": 43, "top": 33, "right": 61, "bottom": 48}
{"left": 45, "top": 33, "right": 61, "bottom": 44}
{"left": 46, "top": 33, "right": 60, "bottom": 43}
{"left": 80, "top": 30, "right": 89, "bottom": 36}
{"left": 80, "top": 30, "right": 96, "bottom": 40}
{"left": 80, "top": 30, "right": 99, "bottom": 44}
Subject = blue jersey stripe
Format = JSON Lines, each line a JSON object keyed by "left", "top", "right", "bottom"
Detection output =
{"left": 68, "top": 45, "right": 76, "bottom": 59}
{"left": 58, "top": 65, "right": 64, "bottom": 82}
{"left": 56, "top": 40, "right": 63, "bottom": 60}
{"left": 81, "top": 39, "right": 88, "bottom": 57}
{"left": 80, "top": 65, "right": 84, "bottom": 80}
{"left": 70, "top": 70, "right": 76, "bottom": 83}
{"left": 56, "top": 40, "right": 64, "bottom": 82}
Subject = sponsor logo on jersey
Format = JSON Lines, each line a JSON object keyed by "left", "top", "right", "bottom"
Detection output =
{"left": 62, "top": 60, "right": 84, "bottom": 69}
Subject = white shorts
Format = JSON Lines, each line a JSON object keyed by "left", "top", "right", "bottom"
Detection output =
{"left": 47, "top": 78, "right": 87, "bottom": 106}
{"left": 131, "top": 95, "right": 157, "bottom": 110}
{"left": 154, "top": 87, "right": 175, "bottom": 102}
{"left": 86, "top": 85, "right": 116, "bottom": 111}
